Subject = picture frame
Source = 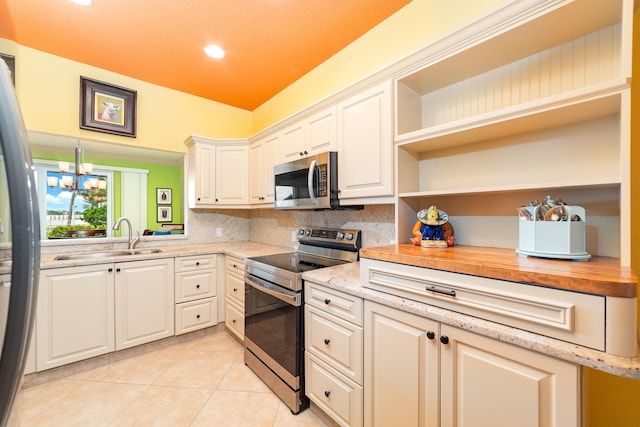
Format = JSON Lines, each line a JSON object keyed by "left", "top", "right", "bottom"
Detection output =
{"left": 0, "top": 54, "right": 15, "bottom": 86}
{"left": 157, "top": 206, "right": 172, "bottom": 222}
{"left": 156, "top": 188, "right": 172, "bottom": 205}
{"left": 80, "top": 76, "right": 137, "bottom": 137}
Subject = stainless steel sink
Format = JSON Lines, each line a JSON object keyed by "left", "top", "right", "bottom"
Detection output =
{"left": 54, "top": 248, "right": 162, "bottom": 261}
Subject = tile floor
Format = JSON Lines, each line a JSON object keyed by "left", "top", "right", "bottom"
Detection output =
{"left": 15, "top": 329, "right": 330, "bottom": 426}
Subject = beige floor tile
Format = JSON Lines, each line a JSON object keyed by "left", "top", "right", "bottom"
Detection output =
{"left": 188, "top": 330, "right": 244, "bottom": 353}
{"left": 71, "top": 345, "right": 186, "bottom": 385}
{"left": 16, "top": 378, "right": 84, "bottom": 424}
{"left": 153, "top": 349, "right": 237, "bottom": 389}
{"left": 190, "top": 390, "right": 281, "bottom": 427}
{"left": 273, "top": 402, "right": 330, "bottom": 427}
{"left": 107, "top": 385, "right": 212, "bottom": 427}
{"left": 21, "top": 381, "right": 148, "bottom": 427}
{"left": 217, "top": 353, "right": 271, "bottom": 393}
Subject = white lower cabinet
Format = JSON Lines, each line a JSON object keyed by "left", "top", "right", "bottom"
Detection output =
{"left": 364, "top": 301, "right": 580, "bottom": 427}
{"left": 37, "top": 264, "right": 115, "bottom": 371}
{"left": 115, "top": 258, "right": 174, "bottom": 350}
{"left": 174, "top": 254, "right": 218, "bottom": 335}
{"left": 224, "top": 255, "right": 245, "bottom": 341}
{"left": 304, "top": 281, "right": 364, "bottom": 427}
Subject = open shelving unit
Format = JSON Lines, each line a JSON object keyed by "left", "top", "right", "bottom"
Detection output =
{"left": 393, "top": 0, "right": 633, "bottom": 265}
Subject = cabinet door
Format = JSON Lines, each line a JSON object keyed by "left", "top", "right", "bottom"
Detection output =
{"left": 307, "top": 106, "right": 337, "bottom": 155}
{"left": 337, "top": 81, "right": 393, "bottom": 199}
{"left": 37, "top": 265, "right": 114, "bottom": 371}
{"left": 279, "top": 122, "right": 306, "bottom": 163}
{"left": 215, "top": 145, "right": 249, "bottom": 204}
{"left": 189, "top": 143, "right": 216, "bottom": 206}
{"left": 364, "top": 301, "right": 439, "bottom": 427}
{"left": 262, "top": 134, "right": 278, "bottom": 202}
{"left": 114, "top": 259, "right": 175, "bottom": 350}
{"left": 249, "top": 140, "right": 265, "bottom": 204}
{"left": 440, "top": 324, "right": 580, "bottom": 427}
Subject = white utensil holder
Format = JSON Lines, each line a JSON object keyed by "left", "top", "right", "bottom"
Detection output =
{"left": 517, "top": 205, "right": 590, "bottom": 261}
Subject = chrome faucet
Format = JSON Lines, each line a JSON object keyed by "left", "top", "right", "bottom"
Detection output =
{"left": 112, "top": 217, "right": 140, "bottom": 250}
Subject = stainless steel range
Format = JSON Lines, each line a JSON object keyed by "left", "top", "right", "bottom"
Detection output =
{"left": 244, "top": 228, "right": 361, "bottom": 414}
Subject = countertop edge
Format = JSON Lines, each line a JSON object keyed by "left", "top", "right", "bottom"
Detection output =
{"left": 302, "top": 262, "right": 640, "bottom": 380}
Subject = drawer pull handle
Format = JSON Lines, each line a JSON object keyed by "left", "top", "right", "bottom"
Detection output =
{"left": 440, "top": 335, "right": 449, "bottom": 345}
{"left": 324, "top": 298, "right": 331, "bottom": 305}
{"left": 426, "top": 285, "right": 456, "bottom": 298}
{"left": 426, "top": 331, "right": 435, "bottom": 340}
{"left": 324, "top": 338, "right": 330, "bottom": 345}
{"left": 324, "top": 390, "right": 331, "bottom": 398}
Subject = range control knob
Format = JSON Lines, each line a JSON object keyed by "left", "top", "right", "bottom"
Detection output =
{"left": 346, "top": 232, "right": 354, "bottom": 240}
{"left": 299, "top": 229, "right": 305, "bottom": 236}
{"left": 336, "top": 231, "right": 345, "bottom": 240}
{"left": 305, "top": 229, "right": 312, "bottom": 236}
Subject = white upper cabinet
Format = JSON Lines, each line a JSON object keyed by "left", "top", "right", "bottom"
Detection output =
{"left": 277, "top": 106, "right": 338, "bottom": 164}
{"left": 250, "top": 133, "right": 278, "bottom": 205}
{"left": 185, "top": 136, "right": 249, "bottom": 208}
{"left": 337, "top": 81, "right": 393, "bottom": 200}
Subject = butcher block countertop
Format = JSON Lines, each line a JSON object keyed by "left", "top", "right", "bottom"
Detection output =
{"left": 359, "top": 244, "right": 637, "bottom": 298}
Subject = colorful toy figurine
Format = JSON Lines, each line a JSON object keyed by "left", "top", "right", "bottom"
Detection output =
{"left": 410, "top": 205, "right": 455, "bottom": 248}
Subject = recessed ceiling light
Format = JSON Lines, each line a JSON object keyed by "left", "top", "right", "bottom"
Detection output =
{"left": 204, "top": 44, "right": 225, "bottom": 59}
{"left": 70, "top": 0, "right": 93, "bottom": 5}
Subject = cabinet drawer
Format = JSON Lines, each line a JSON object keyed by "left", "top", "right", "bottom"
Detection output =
{"left": 225, "top": 269, "right": 245, "bottom": 306}
{"left": 305, "top": 305, "right": 363, "bottom": 383}
{"left": 305, "top": 352, "right": 363, "bottom": 427}
{"left": 361, "top": 258, "right": 606, "bottom": 351}
{"left": 225, "top": 298, "right": 244, "bottom": 340}
{"left": 175, "top": 254, "right": 217, "bottom": 272}
{"left": 175, "top": 297, "right": 217, "bottom": 335}
{"left": 305, "top": 281, "right": 363, "bottom": 326}
{"left": 175, "top": 270, "right": 216, "bottom": 302}
{"left": 225, "top": 256, "right": 245, "bottom": 275}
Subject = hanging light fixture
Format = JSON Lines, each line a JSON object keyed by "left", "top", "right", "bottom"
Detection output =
{"left": 47, "top": 142, "right": 103, "bottom": 191}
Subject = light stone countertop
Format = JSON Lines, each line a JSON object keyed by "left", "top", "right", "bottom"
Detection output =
{"left": 39, "top": 241, "right": 292, "bottom": 269}
{"left": 302, "top": 262, "right": 640, "bottom": 380}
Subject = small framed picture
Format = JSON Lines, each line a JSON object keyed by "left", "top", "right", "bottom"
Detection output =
{"left": 80, "top": 76, "right": 137, "bottom": 137}
{"left": 0, "top": 54, "right": 15, "bottom": 86}
{"left": 156, "top": 188, "right": 172, "bottom": 205}
{"left": 157, "top": 206, "right": 172, "bottom": 222}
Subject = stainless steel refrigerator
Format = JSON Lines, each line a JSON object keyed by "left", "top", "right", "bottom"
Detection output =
{"left": 0, "top": 59, "right": 41, "bottom": 426}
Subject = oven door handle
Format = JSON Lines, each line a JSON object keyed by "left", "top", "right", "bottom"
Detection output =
{"left": 245, "top": 274, "right": 302, "bottom": 307}
{"left": 307, "top": 159, "right": 318, "bottom": 204}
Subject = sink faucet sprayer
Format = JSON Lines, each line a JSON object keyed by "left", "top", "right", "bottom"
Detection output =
{"left": 112, "top": 217, "right": 140, "bottom": 250}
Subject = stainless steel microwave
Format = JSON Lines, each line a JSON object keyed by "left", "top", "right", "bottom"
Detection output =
{"left": 274, "top": 151, "right": 338, "bottom": 210}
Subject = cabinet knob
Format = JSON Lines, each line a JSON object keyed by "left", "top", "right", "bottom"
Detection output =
{"left": 426, "top": 331, "right": 435, "bottom": 340}
{"left": 196, "top": 284, "right": 200, "bottom": 289}
{"left": 299, "top": 151, "right": 304, "bottom": 156}
{"left": 440, "top": 335, "right": 449, "bottom": 345}
{"left": 116, "top": 268, "right": 121, "bottom": 273}
{"left": 197, "top": 197, "right": 201, "bottom": 201}
{"left": 233, "top": 264, "right": 237, "bottom": 268}
{"left": 196, "top": 314, "right": 200, "bottom": 319}
{"left": 232, "top": 319, "right": 237, "bottom": 323}
{"left": 324, "top": 338, "right": 330, "bottom": 345}
{"left": 215, "top": 198, "right": 219, "bottom": 202}
{"left": 304, "top": 150, "right": 308, "bottom": 155}
{"left": 324, "top": 298, "right": 331, "bottom": 305}
{"left": 233, "top": 288, "right": 238, "bottom": 292}
{"left": 196, "top": 262, "right": 200, "bottom": 266}
{"left": 324, "top": 390, "right": 331, "bottom": 398}
{"left": 108, "top": 267, "right": 113, "bottom": 272}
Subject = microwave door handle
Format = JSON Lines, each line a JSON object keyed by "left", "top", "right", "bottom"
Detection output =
{"left": 308, "top": 160, "right": 318, "bottom": 204}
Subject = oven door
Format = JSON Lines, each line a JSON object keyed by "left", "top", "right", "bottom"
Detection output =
{"left": 244, "top": 273, "right": 303, "bottom": 388}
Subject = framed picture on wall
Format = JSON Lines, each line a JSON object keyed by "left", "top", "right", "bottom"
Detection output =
{"left": 157, "top": 206, "right": 172, "bottom": 222}
{"left": 156, "top": 188, "right": 172, "bottom": 205}
{"left": 0, "top": 54, "right": 15, "bottom": 86}
{"left": 80, "top": 76, "right": 137, "bottom": 137}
